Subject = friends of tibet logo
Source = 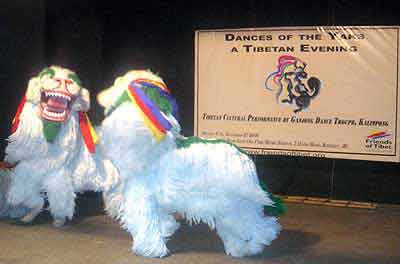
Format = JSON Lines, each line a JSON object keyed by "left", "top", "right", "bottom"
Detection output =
{"left": 365, "top": 131, "right": 393, "bottom": 151}
{"left": 265, "top": 55, "right": 322, "bottom": 113}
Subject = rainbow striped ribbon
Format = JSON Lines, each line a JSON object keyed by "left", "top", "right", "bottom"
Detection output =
{"left": 127, "top": 81, "right": 172, "bottom": 142}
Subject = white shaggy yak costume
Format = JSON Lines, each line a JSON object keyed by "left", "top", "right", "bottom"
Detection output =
{"left": 2, "top": 66, "right": 117, "bottom": 226}
{"left": 99, "top": 70, "right": 281, "bottom": 258}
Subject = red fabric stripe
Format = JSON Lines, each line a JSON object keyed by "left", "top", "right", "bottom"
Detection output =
{"left": 0, "top": 161, "right": 16, "bottom": 170}
{"left": 79, "top": 112, "right": 95, "bottom": 153}
{"left": 128, "top": 87, "right": 167, "bottom": 134}
{"left": 10, "top": 95, "right": 27, "bottom": 134}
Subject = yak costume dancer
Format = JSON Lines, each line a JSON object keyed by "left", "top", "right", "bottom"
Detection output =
{"left": 3, "top": 66, "right": 118, "bottom": 227}
{"left": 99, "top": 70, "right": 282, "bottom": 258}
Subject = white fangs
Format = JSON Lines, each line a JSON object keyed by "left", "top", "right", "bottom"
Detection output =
{"left": 44, "top": 91, "right": 72, "bottom": 102}
{"left": 43, "top": 108, "right": 67, "bottom": 120}
{"left": 40, "top": 90, "right": 73, "bottom": 122}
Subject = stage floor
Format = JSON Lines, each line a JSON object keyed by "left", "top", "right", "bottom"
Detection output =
{"left": 0, "top": 203, "right": 399, "bottom": 264}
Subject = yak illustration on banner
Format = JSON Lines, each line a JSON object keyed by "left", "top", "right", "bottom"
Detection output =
{"left": 265, "top": 55, "right": 321, "bottom": 113}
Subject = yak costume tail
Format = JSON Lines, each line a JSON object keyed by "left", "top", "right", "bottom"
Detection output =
{"left": 259, "top": 181, "right": 286, "bottom": 216}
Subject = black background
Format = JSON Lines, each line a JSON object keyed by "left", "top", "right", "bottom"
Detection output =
{"left": 0, "top": 0, "right": 399, "bottom": 204}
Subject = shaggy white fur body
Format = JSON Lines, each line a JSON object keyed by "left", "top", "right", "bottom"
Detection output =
{"left": 100, "top": 75, "right": 281, "bottom": 258}
{"left": 5, "top": 102, "right": 117, "bottom": 223}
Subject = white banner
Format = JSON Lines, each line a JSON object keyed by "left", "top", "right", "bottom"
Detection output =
{"left": 194, "top": 26, "right": 400, "bottom": 162}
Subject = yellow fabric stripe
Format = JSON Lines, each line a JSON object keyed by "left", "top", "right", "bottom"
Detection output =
{"left": 85, "top": 113, "right": 99, "bottom": 145}
{"left": 146, "top": 80, "right": 168, "bottom": 93}
{"left": 136, "top": 78, "right": 169, "bottom": 93}
{"left": 126, "top": 90, "right": 165, "bottom": 142}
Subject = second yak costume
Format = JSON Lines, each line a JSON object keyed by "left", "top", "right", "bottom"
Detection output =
{"left": 99, "top": 70, "right": 282, "bottom": 258}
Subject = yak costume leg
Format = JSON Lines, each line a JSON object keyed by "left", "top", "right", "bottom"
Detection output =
{"left": 6, "top": 162, "right": 45, "bottom": 221}
{"left": 43, "top": 169, "right": 76, "bottom": 226}
{"left": 0, "top": 169, "right": 31, "bottom": 219}
{"left": 0, "top": 171, "right": 9, "bottom": 217}
{"left": 215, "top": 204, "right": 280, "bottom": 257}
{"left": 120, "top": 179, "right": 179, "bottom": 258}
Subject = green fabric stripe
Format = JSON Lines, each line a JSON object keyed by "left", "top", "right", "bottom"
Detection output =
{"left": 142, "top": 87, "right": 172, "bottom": 116}
{"left": 260, "top": 181, "right": 287, "bottom": 216}
{"left": 106, "top": 90, "right": 131, "bottom": 116}
{"left": 43, "top": 120, "right": 62, "bottom": 142}
{"left": 176, "top": 136, "right": 247, "bottom": 155}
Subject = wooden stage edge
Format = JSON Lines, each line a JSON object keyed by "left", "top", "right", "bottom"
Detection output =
{"left": 276, "top": 195, "right": 380, "bottom": 210}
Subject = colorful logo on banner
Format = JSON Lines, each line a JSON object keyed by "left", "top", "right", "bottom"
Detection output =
{"left": 367, "top": 131, "right": 391, "bottom": 140}
{"left": 265, "top": 55, "right": 322, "bottom": 113}
{"left": 365, "top": 131, "right": 393, "bottom": 151}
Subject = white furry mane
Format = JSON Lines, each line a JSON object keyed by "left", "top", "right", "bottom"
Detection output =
{"left": 97, "top": 70, "right": 165, "bottom": 114}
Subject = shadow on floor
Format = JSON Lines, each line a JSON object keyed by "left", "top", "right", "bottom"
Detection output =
{"left": 44, "top": 217, "right": 321, "bottom": 259}
{"left": 168, "top": 224, "right": 320, "bottom": 259}
{"left": 259, "top": 229, "right": 320, "bottom": 259}
{"left": 300, "top": 254, "right": 400, "bottom": 264}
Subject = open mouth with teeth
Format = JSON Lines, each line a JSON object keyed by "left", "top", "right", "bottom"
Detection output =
{"left": 40, "top": 90, "right": 74, "bottom": 122}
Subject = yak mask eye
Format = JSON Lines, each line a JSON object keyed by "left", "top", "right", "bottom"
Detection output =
{"left": 67, "top": 73, "right": 82, "bottom": 95}
{"left": 41, "top": 77, "right": 59, "bottom": 90}
{"left": 66, "top": 81, "right": 80, "bottom": 95}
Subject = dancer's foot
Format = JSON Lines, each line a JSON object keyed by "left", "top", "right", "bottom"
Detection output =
{"left": 53, "top": 218, "right": 66, "bottom": 228}
{"left": 17, "top": 205, "right": 43, "bottom": 224}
